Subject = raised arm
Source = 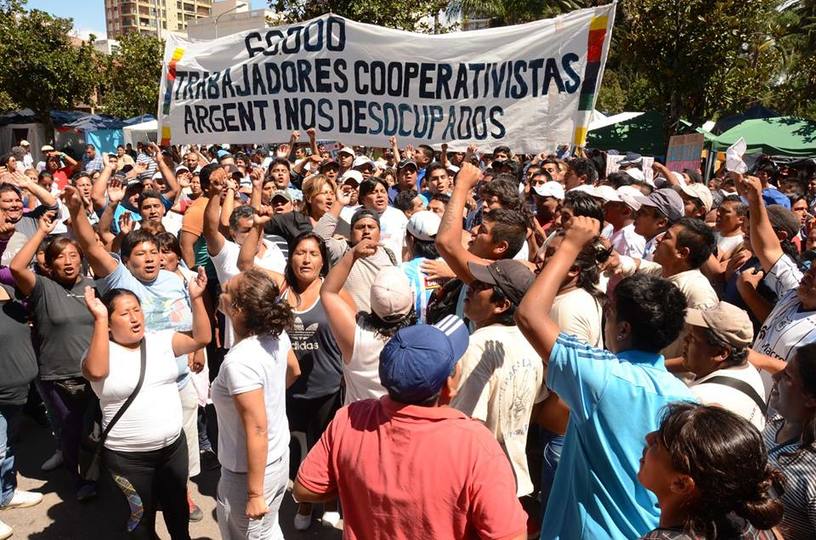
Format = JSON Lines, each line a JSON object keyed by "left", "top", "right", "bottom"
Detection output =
{"left": 15, "top": 172, "right": 56, "bottom": 208}
{"left": 219, "top": 179, "right": 238, "bottom": 232}
{"left": 435, "top": 162, "right": 488, "bottom": 284}
{"left": 238, "top": 211, "right": 268, "bottom": 272}
{"left": 516, "top": 216, "right": 600, "bottom": 362}
{"left": 320, "top": 239, "right": 376, "bottom": 363}
{"left": 10, "top": 212, "right": 57, "bottom": 296}
{"left": 203, "top": 170, "right": 228, "bottom": 256}
{"left": 653, "top": 161, "right": 678, "bottom": 186}
{"left": 736, "top": 173, "right": 783, "bottom": 272}
{"left": 388, "top": 136, "right": 400, "bottom": 163}
{"left": 172, "top": 268, "right": 212, "bottom": 356}
{"left": 54, "top": 150, "right": 78, "bottom": 171}
{"left": 91, "top": 160, "right": 116, "bottom": 210}
{"left": 286, "top": 131, "right": 300, "bottom": 161}
{"left": 63, "top": 186, "right": 118, "bottom": 278}
{"left": 82, "top": 286, "right": 111, "bottom": 381}
{"left": 97, "top": 177, "right": 126, "bottom": 248}
{"left": 150, "top": 143, "right": 180, "bottom": 200}
{"left": 306, "top": 127, "right": 319, "bottom": 157}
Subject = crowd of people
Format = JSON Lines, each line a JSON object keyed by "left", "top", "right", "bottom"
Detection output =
{"left": 0, "top": 129, "right": 815, "bottom": 540}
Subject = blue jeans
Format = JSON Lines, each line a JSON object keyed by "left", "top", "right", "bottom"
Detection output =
{"left": 0, "top": 404, "right": 22, "bottom": 506}
{"left": 539, "top": 429, "right": 565, "bottom": 509}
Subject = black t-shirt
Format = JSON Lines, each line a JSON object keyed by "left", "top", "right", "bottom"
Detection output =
{"left": 264, "top": 212, "right": 313, "bottom": 246}
{"left": 285, "top": 293, "right": 343, "bottom": 400}
{"left": 30, "top": 275, "right": 95, "bottom": 380}
{"left": 0, "top": 285, "right": 37, "bottom": 405}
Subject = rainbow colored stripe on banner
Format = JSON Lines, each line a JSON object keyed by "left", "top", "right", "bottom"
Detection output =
{"left": 160, "top": 47, "right": 185, "bottom": 146}
{"left": 572, "top": 15, "right": 608, "bottom": 146}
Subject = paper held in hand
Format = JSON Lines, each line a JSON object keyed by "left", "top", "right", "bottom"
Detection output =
{"left": 725, "top": 137, "right": 747, "bottom": 174}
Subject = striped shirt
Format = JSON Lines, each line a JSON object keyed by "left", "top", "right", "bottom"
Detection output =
{"left": 136, "top": 152, "right": 158, "bottom": 181}
{"left": 762, "top": 416, "right": 816, "bottom": 539}
{"left": 753, "top": 255, "right": 816, "bottom": 396}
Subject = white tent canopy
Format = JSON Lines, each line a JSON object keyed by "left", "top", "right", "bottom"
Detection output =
{"left": 122, "top": 119, "right": 157, "bottom": 146}
{"left": 588, "top": 111, "right": 645, "bottom": 131}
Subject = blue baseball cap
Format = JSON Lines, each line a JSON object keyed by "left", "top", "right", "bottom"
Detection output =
{"left": 379, "top": 315, "right": 470, "bottom": 404}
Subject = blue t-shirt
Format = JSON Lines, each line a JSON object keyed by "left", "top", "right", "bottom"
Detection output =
{"left": 95, "top": 256, "right": 193, "bottom": 388}
{"left": 541, "top": 333, "right": 696, "bottom": 539}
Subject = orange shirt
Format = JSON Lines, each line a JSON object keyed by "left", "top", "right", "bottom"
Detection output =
{"left": 297, "top": 396, "right": 527, "bottom": 540}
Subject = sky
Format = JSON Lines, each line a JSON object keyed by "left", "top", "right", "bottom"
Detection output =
{"left": 27, "top": 0, "right": 270, "bottom": 40}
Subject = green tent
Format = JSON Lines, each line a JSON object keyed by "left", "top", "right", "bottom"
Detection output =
{"left": 586, "top": 111, "right": 666, "bottom": 156}
{"left": 706, "top": 117, "right": 816, "bottom": 157}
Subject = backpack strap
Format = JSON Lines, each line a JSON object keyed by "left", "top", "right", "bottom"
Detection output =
{"left": 702, "top": 375, "right": 767, "bottom": 416}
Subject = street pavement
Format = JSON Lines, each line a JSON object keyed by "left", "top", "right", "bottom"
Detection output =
{"left": 1, "top": 414, "right": 343, "bottom": 539}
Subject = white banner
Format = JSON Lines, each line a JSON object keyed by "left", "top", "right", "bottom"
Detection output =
{"left": 158, "top": 6, "right": 616, "bottom": 152}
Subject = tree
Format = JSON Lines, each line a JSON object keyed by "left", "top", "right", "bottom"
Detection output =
{"left": 770, "top": 0, "right": 816, "bottom": 118}
{"left": 620, "top": 0, "right": 782, "bottom": 130}
{"left": 99, "top": 32, "right": 164, "bottom": 118}
{"left": 271, "top": 0, "right": 448, "bottom": 31}
{"left": 445, "top": 0, "right": 597, "bottom": 27}
{"left": 0, "top": 0, "right": 97, "bottom": 133}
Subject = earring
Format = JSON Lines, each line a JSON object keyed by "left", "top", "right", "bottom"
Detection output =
{"left": 616, "top": 335, "right": 624, "bottom": 342}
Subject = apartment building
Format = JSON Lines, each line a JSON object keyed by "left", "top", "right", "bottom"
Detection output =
{"left": 104, "top": 0, "right": 214, "bottom": 38}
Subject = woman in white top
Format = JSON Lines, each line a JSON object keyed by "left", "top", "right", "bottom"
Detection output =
{"left": 321, "top": 239, "right": 418, "bottom": 405}
{"left": 82, "top": 268, "right": 211, "bottom": 540}
{"left": 211, "top": 268, "right": 300, "bottom": 540}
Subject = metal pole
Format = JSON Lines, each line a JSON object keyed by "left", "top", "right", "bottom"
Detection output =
{"left": 215, "top": 4, "right": 240, "bottom": 39}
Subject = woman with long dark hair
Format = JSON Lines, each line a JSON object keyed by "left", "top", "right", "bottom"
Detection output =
{"left": 639, "top": 402, "right": 783, "bottom": 538}
{"left": 211, "top": 268, "right": 300, "bottom": 539}
{"left": 764, "top": 342, "right": 816, "bottom": 539}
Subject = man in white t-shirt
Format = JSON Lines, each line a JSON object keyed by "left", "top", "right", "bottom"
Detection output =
{"left": 601, "top": 186, "right": 646, "bottom": 258}
{"left": 453, "top": 259, "right": 546, "bottom": 497}
{"left": 683, "top": 302, "right": 766, "bottom": 430}
{"left": 714, "top": 194, "right": 746, "bottom": 261}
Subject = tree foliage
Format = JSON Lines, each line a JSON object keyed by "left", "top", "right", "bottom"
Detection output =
{"left": 99, "top": 32, "right": 164, "bottom": 118}
{"left": 0, "top": 0, "right": 97, "bottom": 127}
{"left": 271, "top": 0, "right": 449, "bottom": 31}
{"left": 620, "top": 0, "right": 782, "bottom": 129}
{"left": 446, "top": 0, "right": 598, "bottom": 27}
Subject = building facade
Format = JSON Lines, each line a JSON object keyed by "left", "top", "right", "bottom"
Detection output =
{"left": 104, "top": 0, "right": 214, "bottom": 39}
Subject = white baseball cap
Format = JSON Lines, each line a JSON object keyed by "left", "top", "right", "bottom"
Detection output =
{"left": 352, "top": 155, "right": 375, "bottom": 170}
{"left": 533, "top": 181, "right": 565, "bottom": 200}
{"left": 568, "top": 184, "right": 597, "bottom": 197}
{"left": 370, "top": 267, "right": 414, "bottom": 321}
{"left": 407, "top": 210, "right": 441, "bottom": 242}
{"left": 617, "top": 185, "right": 647, "bottom": 211}
{"left": 338, "top": 146, "right": 355, "bottom": 157}
{"left": 340, "top": 169, "right": 363, "bottom": 185}
{"left": 594, "top": 185, "right": 622, "bottom": 203}
{"left": 41, "top": 144, "right": 54, "bottom": 153}
{"left": 20, "top": 140, "right": 29, "bottom": 147}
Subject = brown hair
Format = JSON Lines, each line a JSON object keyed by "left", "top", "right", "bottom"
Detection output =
{"left": 231, "top": 268, "right": 293, "bottom": 338}
{"left": 44, "top": 236, "right": 83, "bottom": 266}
